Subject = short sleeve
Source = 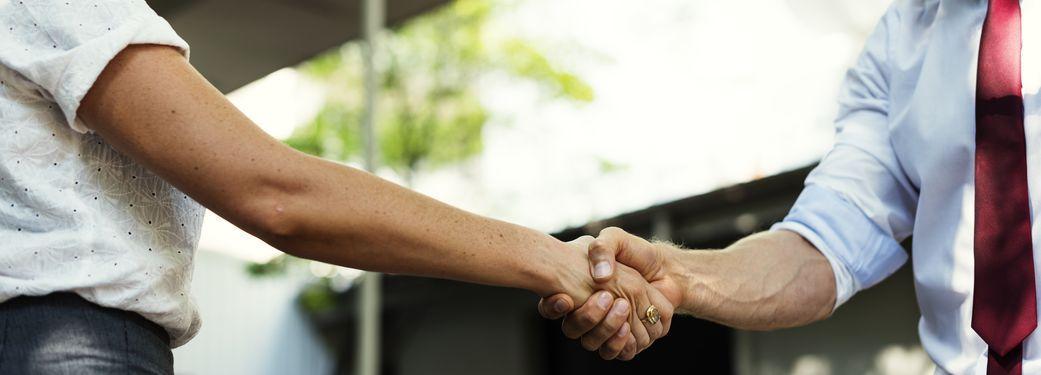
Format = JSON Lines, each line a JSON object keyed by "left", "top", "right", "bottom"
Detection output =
{"left": 771, "top": 6, "right": 916, "bottom": 310}
{"left": 0, "top": 0, "right": 189, "bottom": 133}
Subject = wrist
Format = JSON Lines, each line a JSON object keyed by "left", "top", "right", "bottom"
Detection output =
{"left": 527, "top": 236, "right": 593, "bottom": 300}
{"left": 664, "top": 245, "right": 713, "bottom": 315}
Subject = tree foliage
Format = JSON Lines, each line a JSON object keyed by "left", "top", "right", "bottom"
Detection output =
{"left": 286, "top": 0, "right": 593, "bottom": 184}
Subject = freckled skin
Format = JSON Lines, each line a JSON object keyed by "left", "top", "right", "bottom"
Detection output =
{"left": 78, "top": 44, "right": 672, "bottom": 354}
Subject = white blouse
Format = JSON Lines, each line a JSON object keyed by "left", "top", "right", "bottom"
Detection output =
{"left": 0, "top": 0, "right": 204, "bottom": 347}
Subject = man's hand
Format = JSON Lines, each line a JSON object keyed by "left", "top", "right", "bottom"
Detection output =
{"left": 586, "top": 227, "right": 685, "bottom": 306}
{"left": 539, "top": 228, "right": 684, "bottom": 360}
{"left": 541, "top": 234, "right": 678, "bottom": 360}
{"left": 543, "top": 228, "right": 839, "bottom": 351}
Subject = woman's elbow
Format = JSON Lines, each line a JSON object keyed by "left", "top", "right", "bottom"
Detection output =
{"left": 226, "top": 181, "right": 309, "bottom": 248}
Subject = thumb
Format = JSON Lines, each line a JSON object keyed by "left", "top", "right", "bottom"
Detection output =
{"left": 538, "top": 294, "right": 574, "bottom": 319}
{"left": 588, "top": 238, "right": 619, "bottom": 283}
{"left": 590, "top": 227, "right": 660, "bottom": 282}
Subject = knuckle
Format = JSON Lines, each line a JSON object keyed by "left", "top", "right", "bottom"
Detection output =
{"left": 563, "top": 328, "right": 582, "bottom": 340}
{"left": 604, "top": 334, "right": 625, "bottom": 350}
{"left": 588, "top": 329, "right": 611, "bottom": 345}
{"left": 618, "top": 349, "right": 633, "bottom": 360}
{"left": 600, "top": 318, "right": 621, "bottom": 333}
{"left": 599, "top": 344, "right": 621, "bottom": 360}
{"left": 636, "top": 334, "right": 651, "bottom": 349}
{"left": 562, "top": 321, "right": 583, "bottom": 339}
{"left": 580, "top": 337, "right": 598, "bottom": 351}
{"left": 649, "top": 325, "right": 664, "bottom": 340}
{"left": 574, "top": 312, "right": 597, "bottom": 327}
{"left": 601, "top": 226, "right": 623, "bottom": 236}
{"left": 620, "top": 350, "right": 635, "bottom": 361}
{"left": 588, "top": 239, "right": 608, "bottom": 254}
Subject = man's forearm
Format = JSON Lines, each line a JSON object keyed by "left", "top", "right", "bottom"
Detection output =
{"left": 668, "top": 230, "right": 836, "bottom": 330}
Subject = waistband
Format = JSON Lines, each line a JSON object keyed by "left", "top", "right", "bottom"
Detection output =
{"left": 0, "top": 292, "right": 170, "bottom": 345}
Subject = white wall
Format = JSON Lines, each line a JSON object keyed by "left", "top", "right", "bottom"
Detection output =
{"left": 173, "top": 249, "right": 333, "bottom": 375}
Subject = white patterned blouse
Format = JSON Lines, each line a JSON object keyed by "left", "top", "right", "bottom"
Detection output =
{"left": 0, "top": 0, "right": 204, "bottom": 347}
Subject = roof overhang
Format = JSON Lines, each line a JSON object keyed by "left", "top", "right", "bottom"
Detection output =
{"left": 148, "top": 0, "right": 452, "bottom": 92}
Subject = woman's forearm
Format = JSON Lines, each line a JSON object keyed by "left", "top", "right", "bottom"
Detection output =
{"left": 79, "top": 45, "right": 594, "bottom": 302}
{"left": 668, "top": 230, "right": 836, "bottom": 330}
{"left": 258, "top": 155, "right": 593, "bottom": 299}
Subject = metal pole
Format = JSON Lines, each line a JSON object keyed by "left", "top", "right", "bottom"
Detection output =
{"left": 356, "top": 0, "right": 384, "bottom": 374}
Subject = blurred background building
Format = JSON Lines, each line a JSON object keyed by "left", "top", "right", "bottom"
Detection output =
{"left": 145, "top": 0, "right": 930, "bottom": 374}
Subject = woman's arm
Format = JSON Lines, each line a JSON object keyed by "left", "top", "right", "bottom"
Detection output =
{"left": 80, "top": 45, "right": 572, "bottom": 296}
{"left": 79, "top": 45, "right": 672, "bottom": 354}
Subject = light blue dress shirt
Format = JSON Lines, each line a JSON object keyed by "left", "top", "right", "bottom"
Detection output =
{"left": 772, "top": 0, "right": 1041, "bottom": 373}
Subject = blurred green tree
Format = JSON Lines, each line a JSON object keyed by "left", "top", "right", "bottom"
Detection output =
{"left": 248, "top": 0, "right": 593, "bottom": 284}
{"left": 286, "top": 0, "right": 593, "bottom": 185}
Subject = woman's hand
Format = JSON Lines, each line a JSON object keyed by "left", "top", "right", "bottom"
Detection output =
{"left": 546, "top": 236, "right": 676, "bottom": 360}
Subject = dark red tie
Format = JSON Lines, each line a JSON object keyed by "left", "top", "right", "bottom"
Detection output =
{"left": 973, "top": 0, "right": 1037, "bottom": 373}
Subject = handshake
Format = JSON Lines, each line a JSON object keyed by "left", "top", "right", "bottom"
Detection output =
{"left": 535, "top": 227, "right": 688, "bottom": 361}
{"left": 528, "top": 226, "right": 837, "bottom": 361}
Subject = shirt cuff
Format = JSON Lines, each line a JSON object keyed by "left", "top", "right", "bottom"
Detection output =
{"left": 770, "top": 184, "right": 908, "bottom": 310}
{"left": 55, "top": 12, "right": 189, "bottom": 133}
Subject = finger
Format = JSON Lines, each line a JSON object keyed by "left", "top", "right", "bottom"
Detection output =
{"left": 587, "top": 236, "right": 619, "bottom": 282}
{"left": 603, "top": 270, "right": 652, "bottom": 354}
{"left": 619, "top": 337, "right": 638, "bottom": 361}
{"left": 647, "top": 289, "right": 675, "bottom": 339}
{"left": 628, "top": 291, "right": 673, "bottom": 358}
{"left": 561, "top": 291, "right": 614, "bottom": 339}
{"left": 627, "top": 303, "right": 652, "bottom": 352}
{"left": 598, "top": 322, "right": 631, "bottom": 360}
{"left": 580, "top": 298, "right": 630, "bottom": 351}
{"left": 569, "top": 235, "right": 595, "bottom": 247}
{"left": 538, "top": 294, "right": 574, "bottom": 319}
{"left": 638, "top": 302, "right": 665, "bottom": 344}
{"left": 592, "top": 227, "right": 659, "bottom": 280}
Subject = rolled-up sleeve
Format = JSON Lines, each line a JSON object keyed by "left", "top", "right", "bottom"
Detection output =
{"left": 772, "top": 6, "right": 916, "bottom": 309}
{"left": 0, "top": 0, "right": 188, "bottom": 133}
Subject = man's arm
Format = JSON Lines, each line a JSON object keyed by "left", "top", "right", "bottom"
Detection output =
{"left": 653, "top": 230, "right": 835, "bottom": 329}
{"left": 542, "top": 5, "right": 913, "bottom": 356}
{"left": 542, "top": 228, "right": 834, "bottom": 333}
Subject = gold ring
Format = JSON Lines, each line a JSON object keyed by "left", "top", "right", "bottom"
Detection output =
{"left": 640, "top": 305, "right": 660, "bottom": 325}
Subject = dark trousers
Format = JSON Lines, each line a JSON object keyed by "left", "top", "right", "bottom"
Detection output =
{"left": 0, "top": 292, "right": 173, "bottom": 374}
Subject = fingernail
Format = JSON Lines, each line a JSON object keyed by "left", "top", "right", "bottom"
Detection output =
{"left": 598, "top": 292, "right": 613, "bottom": 309}
{"left": 593, "top": 262, "right": 611, "bottom": 279}
{"left": 553, "top": 299, "right": 569, "bottom": 314}
{"left": 611, "top": 299, "right": 629, "bottom": 316}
